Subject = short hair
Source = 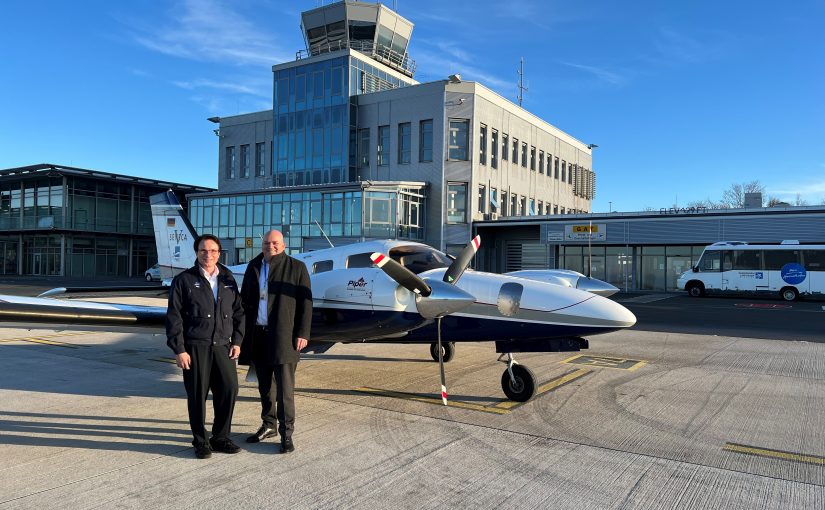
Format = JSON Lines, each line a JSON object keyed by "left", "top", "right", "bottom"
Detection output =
{"left": 194, "top": 233, "right": 222, "bottom": 253}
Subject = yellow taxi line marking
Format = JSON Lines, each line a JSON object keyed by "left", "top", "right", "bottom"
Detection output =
{"left": 723, "top": 442, "right": 825, "bottom": 466}
{"left": 493, "top": 368, "right": 592, "bottom": 410}
{"left": 355, "top": 387, "right": 511, "bottom": 414}
{"left": 0, "top": 331, "right": 89, "bottom": 346}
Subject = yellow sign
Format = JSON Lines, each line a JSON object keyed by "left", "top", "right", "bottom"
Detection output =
{"left": 572, "top": 224, "right": 599, "bottom": 233}
{"left": 245, "top": 238, "right": 253, "bottom": 247}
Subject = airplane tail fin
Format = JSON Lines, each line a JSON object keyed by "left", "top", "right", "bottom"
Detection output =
{"left": 150, "top": 191, "right": 198, "bottom": 281}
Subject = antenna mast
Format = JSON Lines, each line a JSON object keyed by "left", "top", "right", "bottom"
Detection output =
{"left": 517, "top": 57, "right": 528, "bottom": 107}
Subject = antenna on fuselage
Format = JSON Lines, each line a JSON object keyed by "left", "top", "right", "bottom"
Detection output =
{"left": 315, "top": 220, "right": 335, "bottom": 248}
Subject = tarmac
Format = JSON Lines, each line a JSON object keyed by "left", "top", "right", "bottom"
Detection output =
{"left": 1, "top": 295, "right": 824, "bottom": 509}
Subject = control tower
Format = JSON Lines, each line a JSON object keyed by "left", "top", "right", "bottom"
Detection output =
{"left": 299, "top": 1, "right": 416, "bottom": 77}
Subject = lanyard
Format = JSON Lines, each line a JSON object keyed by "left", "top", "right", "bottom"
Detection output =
{"left": 259, "top": 261, "right": 268, "bottom": 300}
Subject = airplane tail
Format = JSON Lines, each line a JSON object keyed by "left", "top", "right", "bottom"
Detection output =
{"left": 150, "top": 191, "right": 198, "bottom": 281}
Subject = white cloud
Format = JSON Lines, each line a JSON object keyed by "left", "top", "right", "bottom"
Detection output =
{"left": 559, "top": 61, "right": 625, "bottom": 86}
{"left": 768, "top": 178, "right": 825, "bottom": 204}
{"left": 126, "top": 0, "right": 289, "bottom": 67}
{"left": 172, "top": 78, "right": 271, "bottom": 99}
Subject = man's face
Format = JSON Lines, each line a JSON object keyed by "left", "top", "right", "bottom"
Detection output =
{"left": 262, "top": 232, "right": 285, "bottom": 260}
{"left": 197, "top": 239, "right": 220, "bottom": 272}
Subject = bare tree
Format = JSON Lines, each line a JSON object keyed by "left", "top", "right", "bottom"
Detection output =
{"left": 766, "top": 196, "right": 787, "bottom": 207}
{"left": 721, "top": 180, "right": 766, "bottom": 208}
{"left": 794, "top": 193, "right": 809, "bottom": 206}
{"left": 687, "top": 198, "right": 726, "bottom": 209}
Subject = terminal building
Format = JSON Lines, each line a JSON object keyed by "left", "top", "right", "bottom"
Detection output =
{"left": 474, "top": 203, "right": 825, "bottom": 292}
{"left": 0, "top": 164, "right": 211, "bottom": 277}
{"left": 196, "top": 0, "right": 595, "bottom": 264}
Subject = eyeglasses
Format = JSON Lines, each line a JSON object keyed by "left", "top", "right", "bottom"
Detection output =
{"left": 198, "top": 249, "right": 220, "bottom": 255}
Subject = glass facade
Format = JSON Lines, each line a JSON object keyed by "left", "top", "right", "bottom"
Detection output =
{"left": 0, "top": 171, "right": 196, "bottom": 276}
{"left": 273, "top": 54, "right": 413, "bottom": 188}
{"left": 190, "top": 185, "right": 425, "bottom": 261}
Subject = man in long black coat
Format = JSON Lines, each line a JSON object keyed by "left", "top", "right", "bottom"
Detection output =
{"left": 240, "top": 229, "right": 312, "bottom": 453}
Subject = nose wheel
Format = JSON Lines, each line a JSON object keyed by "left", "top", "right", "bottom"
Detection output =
{"left": 430, "top": 341, "right": 455, "bottom": 362}
{"left": 498, "top": 353, "right": 536, "bottom": 402}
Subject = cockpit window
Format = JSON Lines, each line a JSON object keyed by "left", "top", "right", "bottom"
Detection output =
{"left": 388, "top": 245, "right": 452, "bottom": 274}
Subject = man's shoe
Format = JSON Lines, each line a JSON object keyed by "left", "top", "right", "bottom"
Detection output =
{"left": 194, "top": 443, "right": 212, "bottom": 459}
{"left": 246, "top": 426, "right": 277, "bottom": 443}
{"left": 280, "top": 437, "right": 295, "bottom": 454}
{"left": 209, "top": 438, "right": 241, "bottom": 454}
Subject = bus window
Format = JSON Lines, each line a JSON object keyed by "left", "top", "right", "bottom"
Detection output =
{"left": 697, "top": 251, "right": 721, "bottom": 271}
{"left": 732, "top": 250, "right": 762, "bottom": 270}
{"left": 764, "top": 250, "right": 800, "bottom": 270}
{"left": 722, "top": 251, "right": 733, "bottom": 271}
{"left": 803, "top": 250, "right": 825, "bottom": 270}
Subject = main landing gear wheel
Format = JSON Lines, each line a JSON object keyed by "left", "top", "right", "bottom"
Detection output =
{"left": 430, "top": 341, "right": 455, "bottom": 362}
{"left": 500, "top": 355, "right": 536, "bottom": 402}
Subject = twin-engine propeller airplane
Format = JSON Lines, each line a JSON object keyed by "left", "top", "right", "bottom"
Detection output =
{"left": 0, "top": 192, "right": 636, "bottom": 402}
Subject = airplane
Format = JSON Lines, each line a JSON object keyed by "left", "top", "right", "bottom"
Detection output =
{"left": 0, "top": 191, "right": 636, "bottom": 403}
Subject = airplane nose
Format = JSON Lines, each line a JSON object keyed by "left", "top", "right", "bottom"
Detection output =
{"left": 565, "top": 295, "right": 637, "bottom": 329}
{"left": 576, "top": 277, "right": 620, "bottom": 297}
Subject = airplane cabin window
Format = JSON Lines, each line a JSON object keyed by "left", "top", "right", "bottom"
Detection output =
{"left": 313, "top": 260, "right": 334, "bottom": 273}
{"left": 389, "top": 245, "right": 451, "bottom": 274}
{"left": 346, "top": 252, "right": 375, "bottom": 268}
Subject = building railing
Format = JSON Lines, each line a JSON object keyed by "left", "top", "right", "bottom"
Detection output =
{"left": 296, "top": 39, "right": 415, "bottom": 77}
{"left": 0, "top": 215, "right": 154, "bottom": 235}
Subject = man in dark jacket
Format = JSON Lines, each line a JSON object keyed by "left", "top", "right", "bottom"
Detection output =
{"left": 240, "top": 229, "right": 312, "bottom": 453}
{"left": 166, "top": 234, "right": 245, "bottom": 459}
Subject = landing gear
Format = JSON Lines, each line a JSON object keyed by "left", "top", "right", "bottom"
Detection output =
{"left": 430, "top": 341, "right": 455, "bottom": 362}
{"left": 498, "top": 353, "right": 536, "bottom": 402}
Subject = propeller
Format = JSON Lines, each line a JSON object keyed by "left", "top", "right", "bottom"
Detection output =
{"left": 442, "top": 235, "right": 480, "bottom": 284}
{"left": 370, "top": 236, "right": 481, "bottom": 406}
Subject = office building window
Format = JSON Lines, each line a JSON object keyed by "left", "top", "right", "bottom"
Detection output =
{"left": 419, "top": 119, "right": 433, "bottom": 162}
{"left": 225, "top": 146, "right": 236, "bottom": 179}
{"left": 448, "top": 119, "right": 469, "bottom": 160}
{"left": 255, "top": 142, "right": 266, "bottom": 176}
{"left": 539, "top": 150, "right": 544, "bottom": 174}
{"left": 521, "top": 143, "right": 528, "bottom": 168}
{"left": 529, "top": 198, "right": 535, "bottom": 215}
{"left": 562, "top": 160, "right": 567, "bottom": 182}
{"left": 477, "top": 185, "right": 486, "bottom": 214}
{"left": 398, "top": 122, "right": 411, "bottom": 164}
{"left": 554, "top": 157, "right": 559, "bottom": 179}
{"left": 491, "top": 129, "right": 498, "bottom": 169}
{"left": 447, "top": 183, "right": 467, "bottom": 223}
{"left": 490, "top": 187, "right": 499, "bottom": 214}
{"left": 240, "top": 144, "right": 250, "bottom": 178}
{"left": 479, "top": 124, "right": 487, "bottom": 165}
{"left": 510, "top": 194, "right": 517, "bottom": 216}
{"left": 358, "top": 128, "right": 370, "bottom": 167}
{"left": 377, "top": 125, "right": 389, "bottom": 166}
{"left": 501, "top": 191, "right": 508, "bottom": 215}
{"left": 538, "top": 200, "right": 543, "bottom": 215}
{"left": 530, "top": 146, "right": 536, "bottom": 171}
{"left": 512, "top": 138, "right": 518, "bottom": 164}
{"left": 502, "top": 134, "right": 508, "bottom": 161}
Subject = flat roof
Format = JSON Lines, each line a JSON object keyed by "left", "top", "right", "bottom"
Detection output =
{"left": 0, "top": 164, "right": 214, "bottom": 193}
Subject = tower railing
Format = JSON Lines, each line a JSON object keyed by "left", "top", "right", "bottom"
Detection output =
{"left": 296, "top": 39, "right": 415, "bottom": 77}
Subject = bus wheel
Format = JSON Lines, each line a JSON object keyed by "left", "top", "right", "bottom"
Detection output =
{"left": 686, "top": 282, "right": 704, "bottom": 297}
{"left": 780, "top": 287, "right": 798, "bottom": 302}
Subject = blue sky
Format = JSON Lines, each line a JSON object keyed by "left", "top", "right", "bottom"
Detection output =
{"left": 1, "top": 0, "right": 823, "bottom": 212}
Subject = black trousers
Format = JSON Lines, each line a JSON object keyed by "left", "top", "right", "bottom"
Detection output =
{"left": 182, "top": 343, "right": 239, "bottom": 447}
{"left": 255, "top": 361, "right": 297, "bottom": 439}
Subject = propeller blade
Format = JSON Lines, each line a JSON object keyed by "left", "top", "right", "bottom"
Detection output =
{"left": 442, "top": 235, "right": 480, "bottom": 284}
{"left": 436, "top": 317, "right": 448, "bottom": 406}
{"left": 370, "top": 252, "right": 432, "bottom": 297}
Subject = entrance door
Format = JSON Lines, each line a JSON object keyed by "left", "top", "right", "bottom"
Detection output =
{"left": 32, "top": 252, "right": 42, "bottom": 275}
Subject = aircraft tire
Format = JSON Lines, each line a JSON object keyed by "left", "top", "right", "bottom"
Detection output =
{"left": 430, "top": 342, "right": 455, "bottom": 362}
{"left": 501, "top": 364, "right": 536, "bottom": 402}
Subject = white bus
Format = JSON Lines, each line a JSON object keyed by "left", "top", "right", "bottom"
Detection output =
{"left": 677, "top": 241, "right": 825, "bottom": 301}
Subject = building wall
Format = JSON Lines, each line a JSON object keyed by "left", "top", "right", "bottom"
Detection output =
{"left": 216, "top": 110, "right": 274, "bottom": 193}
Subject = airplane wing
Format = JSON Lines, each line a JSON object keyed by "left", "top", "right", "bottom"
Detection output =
{"left": 0, "top": 294, "right": 166, "bottom": 327}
